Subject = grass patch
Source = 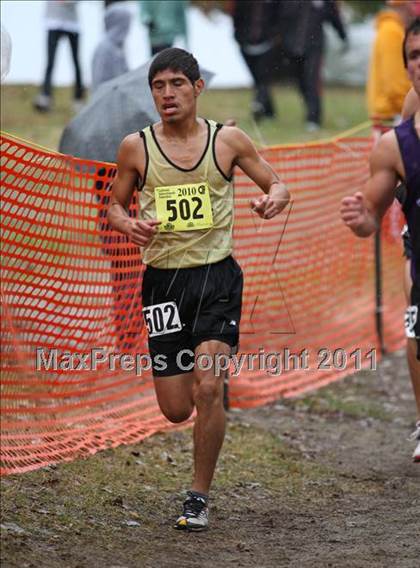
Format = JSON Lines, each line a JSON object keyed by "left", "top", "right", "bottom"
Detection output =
{"left": 1, "top": 84, "right": 369, "bottom": 151}
{"left": 289, "top": 379, "right": 392, "bottom": 422}
{"left": 0, "top": 421, "right": 344, "bottom": 537}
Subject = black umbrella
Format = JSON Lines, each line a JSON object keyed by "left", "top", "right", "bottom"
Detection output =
{"left": 59, "top": 61, "right": 214, "bottom": 164}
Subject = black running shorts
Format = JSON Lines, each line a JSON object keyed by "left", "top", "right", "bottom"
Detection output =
{"left": 401, "top": 225, "right": 413, "bottom": 260}
{"left": 141, "top": 255, "right": 243, "bottom": 377}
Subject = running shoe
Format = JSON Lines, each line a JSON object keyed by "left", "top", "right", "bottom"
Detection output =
{"left": 72, "top": 99, "right": 84, "bottom": 113}
{"left": 33, "top": 94, "right": 51, "bottom": 112}
{"left": 174, "top": 491, "right": 209, "bottom": 531}
{"left": 409, "top": 421, "right": 420, "bottom": 463}
{"left": 305, "top": 121, "right": 321, "bottom": 133}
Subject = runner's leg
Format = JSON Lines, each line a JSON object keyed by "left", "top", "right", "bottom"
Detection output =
{"left": 191, "top": 339, "right": 229, "bottom": 494}
{"left": 407, "top": 339, "right": 420, "bottom": 419}
{"left": 153, "top": 372, "right": 195, "bottom": 423}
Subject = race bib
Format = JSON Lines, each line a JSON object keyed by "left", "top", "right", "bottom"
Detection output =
{"left": 154, "top": 182, "right": 213, "bottom": 232}
{"left": 405, "top": 305, "right": 419, "bottom": 338}
{"left": 142, "top": 301, "right": 182, "bottom": 337}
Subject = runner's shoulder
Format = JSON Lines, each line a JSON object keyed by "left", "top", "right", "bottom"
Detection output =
{"left": 117, "top": 132, "right": 146, "bottom": 166}
{"left": 371, "top": 130, "right": 400, "bottom": 170}
{"left": 119, "top": 132, "right": 144, "bottom": 152}
{"left": 216, "top": 124, "right": 253, "bottom": 152}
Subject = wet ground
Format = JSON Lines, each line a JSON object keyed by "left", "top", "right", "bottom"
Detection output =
{"left": 1, "top": 350, "right": 419, "bottom": 568}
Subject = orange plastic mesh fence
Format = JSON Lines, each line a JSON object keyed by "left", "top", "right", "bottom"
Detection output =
{"left": 0, "top": 132, "right": 405, "bottom": 475}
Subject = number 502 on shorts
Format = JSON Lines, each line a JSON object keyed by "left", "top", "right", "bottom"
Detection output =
{"left": 142, "top": 301, "right": 183, "bottom": 337}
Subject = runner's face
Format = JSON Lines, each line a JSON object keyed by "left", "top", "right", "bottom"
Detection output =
{"left": 406, "top": 33, "right": 420, "bottom": 94}
{"left": 151, "top": 69, "right": 203, "bottom": 123}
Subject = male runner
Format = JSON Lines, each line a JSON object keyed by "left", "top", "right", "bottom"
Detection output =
{"left": 400, "top": 87, "right": 419, "bottom": 305}
{"left": 340, "top": 19, "right": 420, "bottom": 462}
{"left": 107, "top": 48, "right": 290, "bottom": 530}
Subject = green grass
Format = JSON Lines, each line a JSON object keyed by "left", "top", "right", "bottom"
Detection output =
{"left": 291, "top": 390, "right": 391, "bottom": 422}
{"left": 1, "top": 84, "right": 369, "bottom": 152}
{"left": 199, "top": 85, "right": 370, "bottom": 146}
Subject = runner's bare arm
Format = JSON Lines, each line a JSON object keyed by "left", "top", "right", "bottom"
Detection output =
{"left": 340, "top": 132, "right": 399, "bottom": 237}
{"left": 223, "top": 127, "right": 290, "bottom": 219}
{"left": 107, "top": 134, "right": 160, "bottom": 247}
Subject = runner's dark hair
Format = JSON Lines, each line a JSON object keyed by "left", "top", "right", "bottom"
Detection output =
{"left": 148, "top": 48, "right": 201, "bottom": 86}
{"left": 403, "top": 18, "right": 420, "bottom": 67}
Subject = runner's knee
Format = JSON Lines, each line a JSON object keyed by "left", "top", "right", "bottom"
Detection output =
{"left": 159, "top": 403, "right": 194, "bottom": 423}
{"left": 194, "top": 375, "right": 223, "bottom": 407}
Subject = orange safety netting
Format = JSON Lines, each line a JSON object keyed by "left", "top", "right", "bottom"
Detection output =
{"left": 0, "top": 132, "right": 405, "bottom": 475}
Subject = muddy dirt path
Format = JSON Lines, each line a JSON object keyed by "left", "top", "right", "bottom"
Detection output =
{"left": 1, "top": 351, "right": 419, "bottom": 568}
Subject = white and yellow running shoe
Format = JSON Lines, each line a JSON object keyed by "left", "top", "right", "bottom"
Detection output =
{"left": 174, "top": 492, "right": 209, "bottom": 531}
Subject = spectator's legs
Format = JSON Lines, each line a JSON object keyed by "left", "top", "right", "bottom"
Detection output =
{"left": 41, "top": 29, "right": 62, "bottom": 98}
{"left": 241, "top": 50, "right": 275, "bottom": 120}
{"left": 254, "top": 53, "right": 275, "bottom": 117}
{"left": 304, "top": 49, "right": 322, "bottom": 125}
{"left": 67, "top": 32, "right": 84, "bottom": 101}
{"left": 294, "top": 56, "right": 306, "bottom": 108}
{"left": 295, "top": 49, "right": 323, "bottom": 128}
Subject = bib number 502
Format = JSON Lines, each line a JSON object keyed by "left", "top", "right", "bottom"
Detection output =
{"left": 166, "top": 197, "right": 204, "bottom": 222}
{"left": 142, "top": 301, "right": 182, "bottom": 337}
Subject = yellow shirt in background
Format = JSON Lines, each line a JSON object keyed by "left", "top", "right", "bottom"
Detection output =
{"left": 367, "top": 10, "right": 411, "bottom": 121}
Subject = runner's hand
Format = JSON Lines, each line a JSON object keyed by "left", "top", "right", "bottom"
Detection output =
{"left": 127, "top": 219, "right": 161, "bottom": 247}
{"left": 251, "top": 190, "right": 288, "bottom": 219}
{"left": 340, "top": 192, "right": 368, "bottom": 229}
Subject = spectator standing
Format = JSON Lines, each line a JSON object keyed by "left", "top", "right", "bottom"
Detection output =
{"left": 139, "top": 0, "right": 188, "bottom": 56}
{"left": 1, "top": 24, "right": 12, "bottom": 83}
{"left": 91, "top": 2, "right": 131, "bottom": 93}
{"left": 232, "top": 0, "right": 281, "bottom": 122}
{"left": 278, "top": 0, "right": 348, "bottom": 131}
{"left": 367, "top": 0, "right": 415, "bottom": 136}
{"left": 33, "top": 0, "right": 84, "bottom": 112}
